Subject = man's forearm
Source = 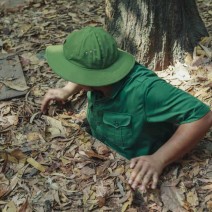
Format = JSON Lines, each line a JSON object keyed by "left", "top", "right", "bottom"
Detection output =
{"left": 153, "top": 111, "right": 212, "bottom": 167}
{"left": 63, "top": 82, "right": 82, "bottom": 96}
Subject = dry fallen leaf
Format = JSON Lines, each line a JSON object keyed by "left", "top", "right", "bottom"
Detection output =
{"left": 2, "top": 201, "right": 17, "bottom": 212}
{"left": 42, "top": 115, "right": 66, "bottom": 139}
{"left": 0, "top": 115, "right": 18, "bottom": 129}
{"left": 97, "top": 196, "right": 105, "bottom": 208}
{"left": 0, "top": 80, "right": 29, "bottom": 91}
{"left": 0, "top": 0, "right": 211, "bottom": 211}
{"left": 160, "top": 183, "right": 186, "bottom": 212}
{"left": 201, "top": 184, "right": 212, "bottom": 190}
{"left": 121, "top": 192, "right": 133, "bottom": 212}
{"left": 85, "top": 150, "right": 107, "bottom": 160}
{"left": 186, "top": 188, "right": 199, "bottom": 207}
{"left": 27, "top": 158, "right": 45, "bottom": 173}
{"left": 0, "top": 174, "right": 9, "bottom": 198}
{"left": 199, "top": 43, "right": 212, "bottom": 58}
{"left": 173, "top": 61, "right": 191, "bottom": 81}
{"left": 80, "top": 166, "right": 95, "bottom": 176}
{"left": 18, "top": 198, "right": 31, "bottom": 212}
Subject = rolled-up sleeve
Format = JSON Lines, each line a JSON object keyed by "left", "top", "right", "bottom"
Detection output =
{"left": 144, "top": 79, "right": 211, "bottom": 124}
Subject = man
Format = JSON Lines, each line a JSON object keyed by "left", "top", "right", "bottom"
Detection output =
{"left": 41, "top": 26, "right": 212, "bottom": 192}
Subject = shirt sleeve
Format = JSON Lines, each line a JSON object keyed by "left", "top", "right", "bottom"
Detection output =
{"left": 144, "top": 79, "right": 211, "bottom": 124}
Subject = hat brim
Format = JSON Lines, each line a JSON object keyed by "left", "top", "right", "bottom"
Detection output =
{"left": 46, "top": 45, "right": 135, "bottom": 86}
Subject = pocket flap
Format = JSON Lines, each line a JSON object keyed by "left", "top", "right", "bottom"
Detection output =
{"left": 103, "top": 112, "right": 131, "bottom": 128}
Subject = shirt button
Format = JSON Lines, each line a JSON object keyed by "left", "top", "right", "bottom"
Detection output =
{"left": 114, "top": 121, "right": 119, "bottom": 127}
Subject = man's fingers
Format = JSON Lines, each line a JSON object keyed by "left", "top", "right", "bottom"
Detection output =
{"left": 41, "top": 89, "right": 55, "bottom": 110}
{"left": 128, "top": 158, "right": 140, "bottom": 184}
{"left": 41, "top": 96, "right": 53, "bottom": 112}
{"left": 140, "top": 170, "right": 153, "bottom": 190}
{"left": 131, "top": 163, "right": 149, "bottom": 189}
{"left": 151, "top": 173, "right": 158, "bottom": 189}
{"left": 130, "top": 158, "right": 138, "bottom": 169}
{"left": 129, "top": 156, "right": 161, "bottom": 191}
{"left": 139, "top": 185, "right": 146, "bottom": 193}
{"left": 129, "top": 158, "right": 147, "bottom": 187}
{"left": 41, "top": 98, "right": 49, "bottom": 112}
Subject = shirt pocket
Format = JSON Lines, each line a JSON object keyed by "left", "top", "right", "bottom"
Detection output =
{"left": 100, "top": 112, "right": 132, "bottom": 147}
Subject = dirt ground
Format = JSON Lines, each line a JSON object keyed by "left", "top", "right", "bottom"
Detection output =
{"left": 0, "top": 0, "right": 211, "bottom": 211}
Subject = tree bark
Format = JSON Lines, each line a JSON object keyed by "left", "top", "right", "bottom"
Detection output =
{"left": 105, "top": 0, "right": 209, "bottom": 71}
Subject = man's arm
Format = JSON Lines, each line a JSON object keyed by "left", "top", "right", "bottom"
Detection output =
{"left": 154, "top": 110, "right": 212, "bottom": 167}
{"left": 41, "top": 82, "right": 82, "bottom": 112}
{"left": 129, "top": 111, "right": 212, "bottom": 191}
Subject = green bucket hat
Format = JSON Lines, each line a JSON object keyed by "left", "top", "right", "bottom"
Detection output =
{"left": 46, "top": 26, "right": 135, "bottom": 86}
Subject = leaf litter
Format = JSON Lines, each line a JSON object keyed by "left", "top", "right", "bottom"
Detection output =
{"left": 0, "top": 0, "right": 212, "bottom": 211}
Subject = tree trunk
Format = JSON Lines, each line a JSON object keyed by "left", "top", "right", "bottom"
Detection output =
{"left": 105, "top": 0, "right": 209, "bottom": 71}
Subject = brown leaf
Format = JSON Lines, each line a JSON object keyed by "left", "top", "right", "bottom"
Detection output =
{"left": 110, "top": 166, "right": 125, "bottom": 177}
{"left": 27, "top": 132, "right": 40, "bottom": 141}
{"left": 42, "top": 115, "right": 66, "bottom": 139}
{"left": 0, "top": 115, "right": 18, "bottom": 129}
{"left": 0, "top": 80, "right": 29, "bottom": 91}
{"left": 96, "top": 187, "right": 107, "bottom": 199}
{"left": 2, "top": 201, "right": 17, "bottom": 212}
{"left": 203, "top": 193, "right": 212, "bottom": 206}
{"left": 93, "top": 141, "right": 110, "bottom": 155}
{"left": 191, "top": 55, "right": 210, "bottom": 67}
{"left": 18, "top": 198, "right": 30, "bottom": 212}
{"left": 80, "top": 166, "right": 95, "bottom": 176}
{"left": 119, "top": 190, "right": 133, "bottom": 204}
{"left": 126, "top": 208, "right": 138, "bottom": 212}
{"left": 186, "top": 188, "right": 199, "bottom": 207}
{"left": 10, "top": 149, "right": 27, "bottom": 161}
{"left": 201, "top": 184, "right": 212, "bottom": 190}
{"left": 85, "top": 150, "right": 107, "bottom": 160}
{"left": 0, "top": 184, "right": 8, "bottom": 199}
{"left": 199, "top": 43, "right": 212, "bottom": 58}
{"left": 121, "top": 192, "right": 133, "bottom": 212}
{"left": 184, "top": 53, "right": 193, "bottom": 65}
{"left": 27, "top": 157, "right": 45, "bottom": 172}
{"left": 97, "top": 160, "right": 111, "bottom": 176}
{"left": 207, "top": 201, "right": 212, "bottom": 210}
{"left": 3, "top": 173, "right": 20, "bottom": 198}
{"left": 161, "top": 184, "right": 186, "bottom": 212}
{"left": 97, "top": 145, "right": 111, "bottom": 155}
{"left": 191, "top": 164, "right": 200, "bottom": 177}
{"left": 97, "top": 196, "right": 105, "bottom": 208}
{"left": 0, "top": 151, "right": 18, "bottom": 164}
{"left": 0, "top": 174, "right": 9, "bottom": 198}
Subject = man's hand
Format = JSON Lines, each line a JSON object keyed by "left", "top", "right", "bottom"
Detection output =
{"left": 128, "top": 155, "right": 164, "bottom": 192}
{"left": 41, "top": 88, "right": 70, "bottom": 113}
{"left": 41, "top": 82, "right": 81, "bottom": 113}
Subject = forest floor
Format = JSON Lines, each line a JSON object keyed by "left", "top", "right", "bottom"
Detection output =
{"left": 0, "top": 0, "right": 211, "bottom": 211}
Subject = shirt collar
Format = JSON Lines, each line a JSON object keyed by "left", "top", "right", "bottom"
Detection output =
{"left": 108, "top": 75, "right": 127, "bottom": 99}
{"left": 92, "top": 66, "right": 135, "bottom": 101}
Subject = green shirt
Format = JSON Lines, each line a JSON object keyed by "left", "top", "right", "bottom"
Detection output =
{"left": 87, "top": 63, "right": 210, "bottom": 159}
